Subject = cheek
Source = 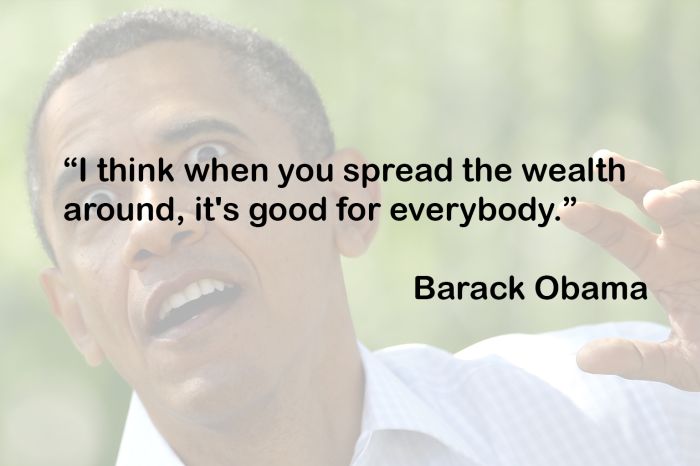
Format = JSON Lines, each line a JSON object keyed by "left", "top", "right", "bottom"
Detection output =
{"left": 211, "top": 183, "right": 338, "bottom": 316}
{"left": 69, "top": 254, "right": 133, "bottom": 349}
{"left": 230, "top": 218, "right": 334, "bottom": 282}
{"left": 216, "top": 181, "right": 335, "bottom": 262}
{"left": 255, "top": 224, "right": 337, "bottom": 315}
{"left": 52, "top": 219, "right": 131, "bottom": 289}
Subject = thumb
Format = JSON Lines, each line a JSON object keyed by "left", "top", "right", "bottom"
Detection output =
{"left": 577, "top": 338, "right": 669, "bottom": 382}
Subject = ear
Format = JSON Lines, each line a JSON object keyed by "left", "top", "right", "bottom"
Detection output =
{"left": 325, "top": 148, "right": 381, "bottom": 257}
{"left": 40, "top": 268, "right": 105, "bottom": 367}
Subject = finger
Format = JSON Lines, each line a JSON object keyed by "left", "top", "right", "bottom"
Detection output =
{"left": 558, "top": 201, "right": 657, "bottom": 272}
{"left": 594, "top": 149, "right": 670, "bottom": 208}
{"left": 577, "top": 338, "right": 700, "bottom": 391}
{"left": 643, "top": 180, "right": 700, "bottom": 229}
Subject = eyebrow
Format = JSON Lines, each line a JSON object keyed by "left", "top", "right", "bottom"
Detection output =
{"left": 159, "top": 117, "right": 249, "bottom": 143}
{"left": 52, "top": 155, "right": 101, "bottom": 203}
{"left": 50, "top": 118, "right": 249, "bottom": 203}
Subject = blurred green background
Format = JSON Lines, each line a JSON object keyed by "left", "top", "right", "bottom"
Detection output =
{"left": 2, "top": 0, "right": 700, "bottom": 464}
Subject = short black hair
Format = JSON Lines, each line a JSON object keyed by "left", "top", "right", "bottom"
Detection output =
{"left": 26, "top": 8, "right": 335, "bottom": 263}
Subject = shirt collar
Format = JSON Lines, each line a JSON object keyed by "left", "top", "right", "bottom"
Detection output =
{"left": 117, "top": 343, "right": 477, "bottom": 465}
{"left": 116, "top": 393, "right": 182, "bottom": 465}
{"left": 354, "top": 344, "right": 478, "bottom": 463}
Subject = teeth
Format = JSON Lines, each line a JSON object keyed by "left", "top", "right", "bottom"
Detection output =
{"left": 158, "top": 278, "right": 229, "bottom": 321}
{"left": 184, "top": 282, "right": 202, "bottom": 301}
{"left": 169, "top": 292, "right": 187, "bottom": 310}
{"left": 159, "top": 301, "right": 172, "bottom": 321}
{"left": 200, "top": 279, "right": 215, "bottom": 294}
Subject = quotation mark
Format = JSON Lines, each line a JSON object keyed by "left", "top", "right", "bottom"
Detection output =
{"left": 64, "top": 157, "right": 86, "bottom": 181}
{"left": 562, "top": 196, "right": 577, "bottom": 207}
{"left": 554, "top": 196, "right": 577, "bottom": 221}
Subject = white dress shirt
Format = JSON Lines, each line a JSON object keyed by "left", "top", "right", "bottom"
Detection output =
{"left": 116, "top": 322, "right": 700, "bottom": 465}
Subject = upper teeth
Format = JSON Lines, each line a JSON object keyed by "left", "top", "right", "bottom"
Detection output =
{"left": 159, "top": 278, "right": 227, "bottom": 321}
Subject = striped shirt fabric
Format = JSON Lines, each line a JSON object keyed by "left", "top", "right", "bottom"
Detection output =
{"left": 117, "top": 322, "right": 700, "bottom": 465}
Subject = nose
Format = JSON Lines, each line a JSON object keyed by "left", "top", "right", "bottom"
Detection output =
{"left": 121, "top": 187, "right": 205, "bottom": 270}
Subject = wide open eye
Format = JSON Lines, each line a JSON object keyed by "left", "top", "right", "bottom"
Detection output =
{"left": 83, "top": 187, "right": 117, "bottom": 205}
{"left": 186, "top": 143, "right": 228, "bottom": 164}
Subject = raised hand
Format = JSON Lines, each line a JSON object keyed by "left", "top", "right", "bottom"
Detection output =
{"left": 559, "top": 150, "right": 700, "bottom": 391}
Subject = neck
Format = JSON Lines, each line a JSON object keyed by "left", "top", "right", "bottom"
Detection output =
{"left": 145, "top": 301, "right": 364, "bottom": 465}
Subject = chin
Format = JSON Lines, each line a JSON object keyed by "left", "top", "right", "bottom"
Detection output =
{"left": 154, "top": 361, "right": 275, "bottom": 427}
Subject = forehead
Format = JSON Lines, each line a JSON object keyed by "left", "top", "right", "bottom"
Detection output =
{"left": 38, "top": 40, "right": 293, "bottom": 171}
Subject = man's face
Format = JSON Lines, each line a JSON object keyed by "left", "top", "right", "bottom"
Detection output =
{"left": 37, "top": 41, "right": 348, "bottom": 423}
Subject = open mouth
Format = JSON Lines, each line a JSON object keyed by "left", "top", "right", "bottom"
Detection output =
{"left": 151, "top": 278, "right": 242, "bottom": 337}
